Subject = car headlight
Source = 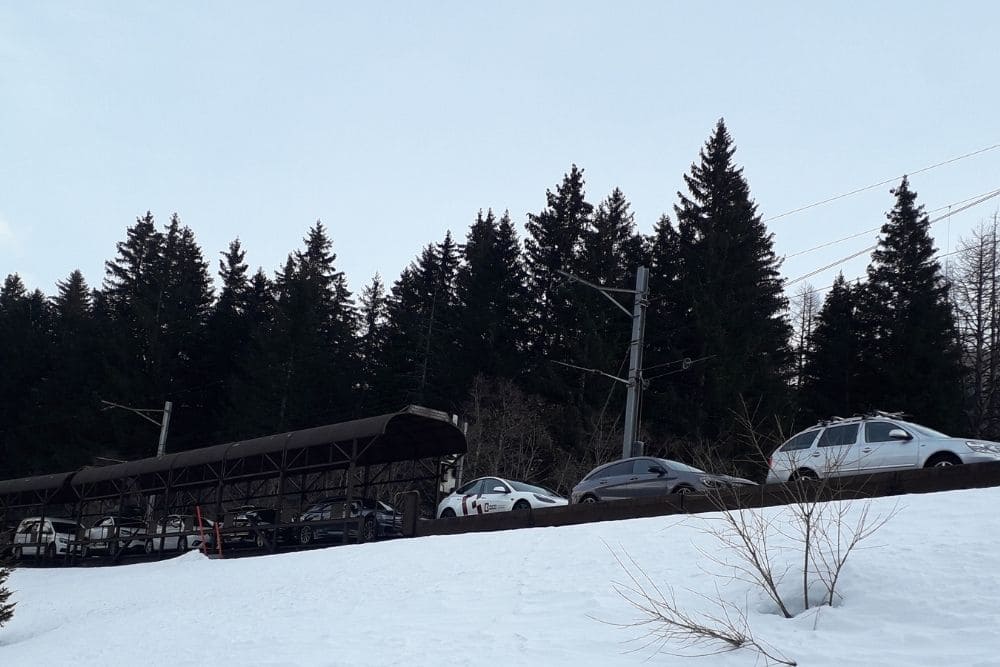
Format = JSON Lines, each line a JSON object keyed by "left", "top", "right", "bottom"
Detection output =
{"left": 966, "top": 441, "right": 1000, "bottom": 454}
{"left": 699, "top": 476, "right": 720, "bottom": 488}
{"left": 533, "top": 494, "right": 558, "bottom": 504}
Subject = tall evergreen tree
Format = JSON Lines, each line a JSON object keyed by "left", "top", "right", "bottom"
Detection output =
{"left": 199, "top": 239, "right": 253, "bottom": 441}
{"left": 268, "top": 221, "right": 358, "bottom": 429}
{"left": 357, "top": 272, "right": 389, "bottom": 413}
{"left": 800, "top": 274, "right": 862, "bottom": 421}
{"left": 33, "top": 270, "right": 105, "bottom": 469}
{"left": 455, "top": 210, "right": 531, "bottom": 389}
{"left": 574, "top": 188, "right": 645, "bottom": 434}
{"left": 0, "top": 275, "right": 53, "bottom": 476}
{"left": 524, "top": 165, "right": 593, "bottom": 364}
{"left": 382, "top": 232, "right": 461, "bottom": 412}
{"left": 667, "top": 120, "right": 792, "bottom": 461}
{"left": 225, "top": 268, "right": 279, "bottom": 438}
{"left": 857, "top": 177, "right": 964, "bottom": 431}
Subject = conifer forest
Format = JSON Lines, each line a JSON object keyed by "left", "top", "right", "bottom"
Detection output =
{"left": 1, "top": 120, "right": 995, "bottom": 491}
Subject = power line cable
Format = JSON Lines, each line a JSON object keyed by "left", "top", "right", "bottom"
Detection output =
{"left": 786, "top": 188, "right": 1000, "bottom": 286}
{"left": 764, "top": 143, "right": 1000, "bottom": 223}
{"left": 782, "top": 187, "right": 1000, "bottom": 261}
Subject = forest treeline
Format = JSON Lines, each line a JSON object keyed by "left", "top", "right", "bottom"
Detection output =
{"left": 1, "top": 120, "right": 996, "bottom": 491}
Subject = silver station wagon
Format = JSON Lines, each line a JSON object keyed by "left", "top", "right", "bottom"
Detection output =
{"left": 766, "top": 412, "right": 1000, "bottom": 483}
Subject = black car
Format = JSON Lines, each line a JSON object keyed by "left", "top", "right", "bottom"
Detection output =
{"left": 296, "top": 496, "right": 402, "bottom": 545}
{"left": 221, "top": 506, "right": 294, "bottom": 548}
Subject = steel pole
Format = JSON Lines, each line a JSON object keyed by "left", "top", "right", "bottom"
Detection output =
{"left": 622, "top": 267, "right": 649, "bottom": 459}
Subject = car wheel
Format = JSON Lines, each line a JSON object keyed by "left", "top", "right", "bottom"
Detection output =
{"left": 12, "top": 546, "right": 22, "bottom": 561}
{"left": 513, "top": 500, "right": 531, "bottom": 511}
{"left": 672, "top": 485, "right": 695, "bottom": 495}
{"left": 440, "top": 508, "right": 456, "bottom": 518}
{"left": 360, "top": 516, "right": 378, "bottom": 543}
{"left": 254, "top": 532, "right": 267, "bottom": 549}
{"left": 300, "top": 526, "right": 314, "bottom": 545}
{"left": 790, "top": 469, "right": 818, "bottom": 482}
{"left": 925, "top": 453, "right": 962, "bottom": 468}
{"left": 144, "top": 539, "right": 154, "bottom": 554}
{"left": 580, "top": 494, "right": 599, "bottom": 504}
{"left": 177, "top": 537, "right": 188, "bottom": 552}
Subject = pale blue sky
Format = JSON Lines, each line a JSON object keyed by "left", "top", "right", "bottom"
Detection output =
{"left": 2, "top": 2, "right": 998, "bottom": 302}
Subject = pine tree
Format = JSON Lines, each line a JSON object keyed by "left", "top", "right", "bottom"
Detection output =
{"left": 800, "top": 274, "right": 862, "bottom": 421}
{"left": 667, "top": 119, "right": 792, "bottom": 461}
{"left": 857, "top": 177, "right": 964, "bottom": 432}
{"left": 200, "top": 239, "right": 253, "bottom": 441}
{"left": 357, "top": 273, "right": 389, "bottom": 413}
{"left": 574, "top": 188, "right": 645, "bottom": 435}
{"left": 382, "top": 232, "right": 461, "bottom": 411}
{"left": 0, "top": 563, "right": 14, "bottom": 628}
{"left": 524, "top": 165, "right": 593, "bottom": 364}
{"left": 269, "top": 221, "right": 358, "bottom": 429}
{"left": 0, "top": 275, "right": 52, "bottom": 477}
{"left": 455, "top": 209, "right": 531, "bottom": 389}
{"left": 35, "top": 270, "right": 105, "bottom": 470}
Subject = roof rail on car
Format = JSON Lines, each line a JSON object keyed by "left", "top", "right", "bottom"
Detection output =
{"left": 816, "top": 410, "right": 908, "bottom": 427}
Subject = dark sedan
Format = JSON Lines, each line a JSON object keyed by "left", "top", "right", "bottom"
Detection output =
{"left": 296, "top": 497, "right": 402, "bottom": 545}
{"left": 571, "top": 456, "right": 756, "bottom": 503}
{"left": 221, "top": 506, "right": 295, "bottom": 549}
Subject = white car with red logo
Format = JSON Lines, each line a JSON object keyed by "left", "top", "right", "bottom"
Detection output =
{"left": 436, "top": 476, "right": 568, "bottom": 518}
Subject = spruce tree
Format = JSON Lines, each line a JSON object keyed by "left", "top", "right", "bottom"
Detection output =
{"left": 668, "top": 119, "right": 792, "bottom": 461}
{"left": 269, "top": 221, "right": 358, "bottom": 429}
{"left": 0, "top": 563, "right": 14, "bottom": 628}
{"left": 200, "top": 239, "right": 253, "bottom": 441}
{"left": 455, "top": 209, "right": 531, "bottom": 389}
{"left": 524, "top": 165, "right": 593, "bottom": 364}
{"left": 0, "top": 275, "right": 52, "bottom": 477}
{"left": 574, "top": 188, "right": 645, "bottom": 435}
{"left": 357, "top": 273, "right": 389, "bottom": 413}
{"left": 800, "top": 274, "right": 862, "bottom": 421}
{"left": 382, "top": 233, "right": 461, "bottom": 412}
{"left": 858, "top": 177, "right": 964, "bottom": 432}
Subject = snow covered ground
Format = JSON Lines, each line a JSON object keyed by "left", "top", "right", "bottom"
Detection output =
{"left": 2, "top": 487, "right": 999, "bottom": 666}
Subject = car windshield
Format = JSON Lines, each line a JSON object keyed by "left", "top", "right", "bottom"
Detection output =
{"left": 509, "top": 481, "right": 560, "bottom": 497}
{"left": 657, "top": 459, "right": 706, "bottom": 474}
{"left": 52, "top": 522, "right": 78, "bottom": 534}
{"left": 902, "top": 421, "right": 950, "bottom": 438}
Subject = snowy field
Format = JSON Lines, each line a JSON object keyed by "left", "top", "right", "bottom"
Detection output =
{"left": 2, "top": 487, "right": 999, "bottom": 666}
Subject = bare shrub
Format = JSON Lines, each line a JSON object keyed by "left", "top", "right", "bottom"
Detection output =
{"left": 461, "top": 375, "right": 559, "bottom": 486}
{"left": 610, "top": 402, "right": 897, "bottom": 662}
{"left": 606, "top": 546, "right": 796, "bottom": 666}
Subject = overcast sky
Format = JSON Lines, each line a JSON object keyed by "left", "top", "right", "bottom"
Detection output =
{"left": 2, "top": 2, "right": 998, "bottom": 304}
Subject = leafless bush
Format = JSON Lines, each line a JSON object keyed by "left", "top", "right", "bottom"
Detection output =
{"left": 610, "top": 402, "right": 897, "bottom": 662}
{"left": 461, "top": 376, "right": 559, "bottom": 485}
{"left": 606, "top": 546, "right": 796, "bottom": 666}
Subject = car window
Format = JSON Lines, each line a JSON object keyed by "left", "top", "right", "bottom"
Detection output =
{"left": 866, "top": 421, "right": 907, "bottom": 443}
{"left": 602, "top": 461, "right": 634, "bottom": 477}
{"left": 482, "top": 478, "right": 510, "bottom": 493}
{"left": 509, "top": 481, "right": 559, "bottom": 496}
{"left": 632, "top": 459, "right": 659, "bottom": 475}
{"left": 781, "top": 429, "right": 820, "bottom": 451}
{"left": 818, "top": 424, "right": 860, "bottom": 447}
{"left": 17, "top": 521, "right": 36, "bottom": 534}
{"left": 52, "top": 522, "right": 78, "bottom": 534}
{"left": 456, "top": 479, "right": 483, "bottom": 495}
{"left": 99, "top": 517, "right": 114, "bottom": 527}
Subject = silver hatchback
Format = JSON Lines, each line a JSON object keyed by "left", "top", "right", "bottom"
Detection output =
{"left": 766, "top": 413, "right": 1000, "bottom": 483}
